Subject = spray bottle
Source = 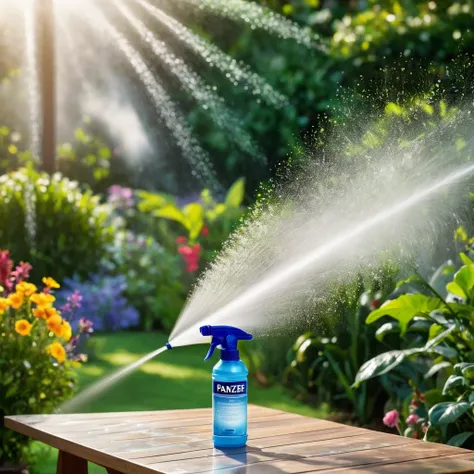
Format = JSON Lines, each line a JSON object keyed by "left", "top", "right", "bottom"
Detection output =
{"left": 200, "top": 325, "right": 253, "bottom": 448}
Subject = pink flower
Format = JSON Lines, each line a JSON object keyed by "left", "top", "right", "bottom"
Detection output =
{"left": 176, "top": 236, "right": 187, "bottom": 245}
{"left": 201, "top": 226, "right": 209, "bottom": 237}
{"left": 178, "top": 246, "right": 193, "bottom": 257}
{"left": 10, "top": 261, "right": 32, "bottom": 284}
{"left": 383, "top": 409, "right": 399, "bottom": 428}
{"left": 422, "top": 424, "right": 429, "bottom": 433}
{"left": 406, "top": 414, "right": 419, "bottom": 425}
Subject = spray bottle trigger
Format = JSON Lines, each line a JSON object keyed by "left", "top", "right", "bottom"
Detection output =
{"left": 204, "top": 340, "right": 219, "bottom": 361}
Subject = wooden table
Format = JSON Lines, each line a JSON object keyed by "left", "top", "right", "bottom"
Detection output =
{"left": 6, "top": 405, "right": 474, "bottom": 473}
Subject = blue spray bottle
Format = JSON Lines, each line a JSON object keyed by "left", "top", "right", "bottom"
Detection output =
{"left": 200, "top": 325, "right": 253, "bottom": 448}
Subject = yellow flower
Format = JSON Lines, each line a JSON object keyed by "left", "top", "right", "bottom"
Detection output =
{"left": 30, "top": 292, "right": 55, "bottom": 308}
{"left": 32, "top": 307, "right": 46, "bottom": 319}
{"left": 61, "top": 321, "right": 72, "bottom": 341}
{"left": 48, "top": 342, "right": 66, "bottom": 363}
{"left": 47, "top": 314, "right": 63, "bottom": 336}
{"left": 8, "top": 292, "right": 24, "bottom": 309}
{"left": 0, "top": 297, "right": 10, "bottom": 315}
{"left": 15, "top": 319, "right": 32, "bottom": 336}
{"left": 16, "top": 281, "right": 38, "bottom": 297}
{"left": 42, "top": 277, "right": 60, "bottom": 289}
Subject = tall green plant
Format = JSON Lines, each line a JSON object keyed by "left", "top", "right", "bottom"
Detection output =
{"left": 355, "top": 232, "right": 474, "bottom": 447}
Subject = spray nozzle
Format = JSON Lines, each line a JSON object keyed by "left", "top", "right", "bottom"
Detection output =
{"left": 200, "top": 325, "right": 253, "bottom": 361}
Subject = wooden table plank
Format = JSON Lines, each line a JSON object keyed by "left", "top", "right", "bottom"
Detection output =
{"left": 5, "top": 405, "right": 474, "bottom": 474}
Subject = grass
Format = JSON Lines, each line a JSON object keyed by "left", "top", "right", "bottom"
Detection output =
{"left": 30, "top": 332, "right": 327, "bottom": 473}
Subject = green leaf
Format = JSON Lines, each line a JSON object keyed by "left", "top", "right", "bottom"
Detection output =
{"left": 225, "top": 178, "right": 245, "bottom": 208}
{"left": 438, "top": 402, "right": 470, "bottom": 425}
{"left": 424, "top": 361, "right": 452, "bottom": 379}
{"left": 442, "top": 375, "right": 466, "bottom": 395}
{"left": 137, "top": 191, "right": 174, "bottom": 213}
{"left": 448, "top": 432, "right": 474, "bottom": 447}
{"left": 447, "top": 265, "right": 474, "bottom": 299}
{"left": 455, "top": 362, "right": 474, "bottom": 374}
{"left": 423, "top": 388, "right": 445, "bottom": 408}
{"left": 183, "top": 203, "right": 204, "bottom": 241}
{"left": 425, "top": 325, "right": 456, "bottom": 349}
{"left": 429, "top": 402, "right": 454, "bottom": 426}
{"left": 366, "top": 294, "right": 442, "bottom": 335}
{"left": 154, "top": 205, "right": 187, "bottom": 226}
{"left": 460, "top": 253, "right": 474, "bottom": 265}
{"left": 354, "top": 349, "right": 420, "bottom": 387}
{"left": 375, "top": 321, "right": 399, "bottom": 341}
{"left": 462, "top": 365, "right": 474, "bottom": 379}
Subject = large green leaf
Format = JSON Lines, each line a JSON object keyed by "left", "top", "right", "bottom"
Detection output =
{"left": 442, "top": 375, "right": 466, "bottom": 395}
{"left": 137, "top": 190, "right": 174, "bottom": 212}
{"left": 424, "top": 361, "right": 452, "bottom": 380}
{"left": 354, "top": 349, "right": 420, "bottom": 387}
{"left": 366, "top": 294, "right": 442, "bottom": 335}
{"left": 430, "top": 402, "right": 470, "bottom": 426}
{"left": 446, "top": 264, "right": 474, "bottom": 300}
{"left": 448, "top": 432, "right": 474, "bottom": 447}
{"left": 153, "top": 205, "right": 187, "bottom": 226}
{"left": 429, "top": 402, "right": 454, "bottom": 426}
{"left": 183, "top": 203, "right": 204, "bottom": 241}
{"left": 225, "top": 178, "right": 245, "bottom": 208}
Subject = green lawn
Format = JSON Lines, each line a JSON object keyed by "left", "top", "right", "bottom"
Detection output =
{"left": 30, "top": 332, "right": 326, "bottom": 473}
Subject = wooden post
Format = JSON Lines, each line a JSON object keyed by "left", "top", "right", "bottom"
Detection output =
{"left": 56, "top": 451, "right": 88, "bottom": 474}
{"left": 36, "top": 0, "right": 56, "bottom": 173}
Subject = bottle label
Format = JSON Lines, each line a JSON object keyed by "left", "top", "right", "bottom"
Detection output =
{"left": 213, "top": 380, "right": 247, "bottom": 437}
{"left": 213, "top": 381, "right": 247, "bottom": 395}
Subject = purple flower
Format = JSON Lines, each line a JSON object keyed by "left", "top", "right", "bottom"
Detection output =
{"left": 56, "top": 274, "right": 139, "bottom": 332}
{"left": 79, "top": 318, "right": 94, "bottom": 334}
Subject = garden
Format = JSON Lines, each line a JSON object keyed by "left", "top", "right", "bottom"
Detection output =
{"left": 1, "top": 0, "right": 474, "bottom": 472}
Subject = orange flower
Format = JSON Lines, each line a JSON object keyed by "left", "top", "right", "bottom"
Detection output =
{"left": 30, "top": 292, "right": 55, "bottom": 308}
{"left": 32, "top": 307, "right": 46, "bottom": 319}
{"left": 8, "top": 292, "right": 24, "bottom": 309}
{"left": 0, "top": 297, "right": 10, "bottom": 315}
{"left": 61, "top": 321, "right": 72, "bottom": 342}
{"left": 48, "top": 342, "right": 66, "bottom": 363}
{"left": 16, "top": 281, "right": 37, "bottom": 297}
{"left": 42, "top": 277, "right": 60, "bottom": 289}
{"left": 47, "top": 314, "right": 63, "bottom": 336}
{"left": 15, "top": 319, "right": 32, "bottom": 336}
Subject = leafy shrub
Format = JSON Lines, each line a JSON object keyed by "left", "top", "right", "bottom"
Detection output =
{"left": 284, "top": 269, "right": 397, "bottom": 424}
{"left": 354, "top": 229, "right": 474, "bottom": 447}
{"left": 0, "top": 251, "right": 90, "bottom": 465}
{"left": 57, "top": 274, "right": 139, "bottom": 332}
{"left": 0, "top": 168, "right": 117, "bottom": 283}
{"left": 101, "top": 230, "right": 184, "bottom": 331}
{"left": 138, "top": 178, "right": 246, "bottom": 271}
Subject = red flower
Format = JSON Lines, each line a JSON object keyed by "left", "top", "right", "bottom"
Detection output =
{"left": 369, "top": 299, "right": 380, "bottom": 310}
{"left": 0, "top": 250, "right": 13, "bottom": 291}
{"left": 176, "top": 236, "right": 187, "bottom": 245}
{"left": 186, "top": 263, "right": 199, "bottom": 273}
{"left": 178, "top": 243, "right": 201, "bottom": 272}
{"left": 201, "top": 226, "right": 209, "bottom": 237}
